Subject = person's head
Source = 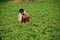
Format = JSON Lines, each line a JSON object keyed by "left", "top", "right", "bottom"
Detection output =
{"left": 19, "top": 8, "right": 24, "bottom": 14}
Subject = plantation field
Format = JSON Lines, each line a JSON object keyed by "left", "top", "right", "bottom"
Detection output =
{"left": 0, "top": 0, "right": 60, "bottom": 40}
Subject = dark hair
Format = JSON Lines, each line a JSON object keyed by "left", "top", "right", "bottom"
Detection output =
{"left": 19, "top": 8, "right": 24, "bottom": 13}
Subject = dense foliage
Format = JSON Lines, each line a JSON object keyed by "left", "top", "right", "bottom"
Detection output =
{"left": 0, "top": 0, "right": 60, "bottom": 40}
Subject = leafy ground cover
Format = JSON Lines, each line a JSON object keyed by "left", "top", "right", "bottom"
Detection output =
{"left": 0, "top": 0, "right": 60, "bottom": 40}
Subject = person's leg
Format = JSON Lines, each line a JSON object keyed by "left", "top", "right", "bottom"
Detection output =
{"left": 22, "top": 16, "right": 26, "bottom": 23}
{"left": 26, "top": 15, "right": 30, "bottom": 22}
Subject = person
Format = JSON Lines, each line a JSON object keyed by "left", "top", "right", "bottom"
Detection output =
{"left": 18, "top": 8, "right": 30, "bottom": 23}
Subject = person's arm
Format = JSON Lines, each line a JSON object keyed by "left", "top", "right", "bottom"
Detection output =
{"left": 18, "top": 13, "right": 22, "bottom": 22}
{"left": 24, "top": 11, "right": 30, "bottom": 19}
{"left": 24, "top": 11, "right": 29, "bottom": 16}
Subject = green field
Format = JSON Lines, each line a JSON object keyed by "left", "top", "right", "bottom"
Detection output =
{"left": 0, "top": 0, "right": 60, "bottom": 40}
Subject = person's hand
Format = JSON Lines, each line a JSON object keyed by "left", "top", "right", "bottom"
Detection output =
{"left": 26, "top": 15, "right": 30, "bottom": 18}
{"left": 22, "top": 16, "right": 26, "bottom": 18}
